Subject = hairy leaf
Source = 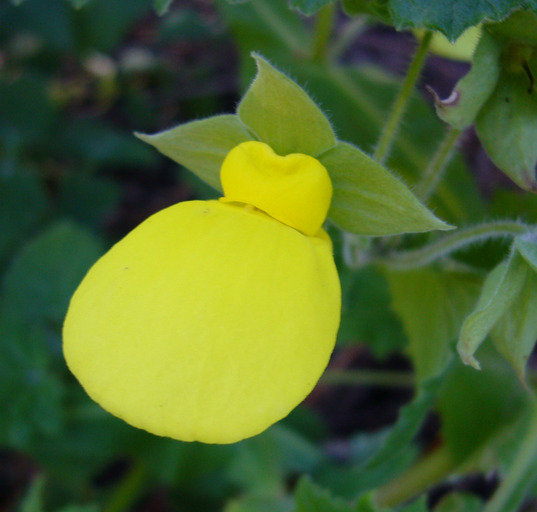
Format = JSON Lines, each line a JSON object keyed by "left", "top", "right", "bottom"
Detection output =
{"left": 238, "top": 54, "right": 337, "bottom": 157}
{"left": 388, "top": 1, "right": 537, "bottom": 41}
{"left": 137, "top": 115, "right": 254, "bottom": 192}
{"left": 457, "top": 252, "right": 528, "bottom": 369}
{"left": 320, "top": 142, "right": 452, "bottom": 235}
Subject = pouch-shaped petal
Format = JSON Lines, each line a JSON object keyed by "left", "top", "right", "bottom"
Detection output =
{"left": 63, "top": 200, "right": 340, "bottom": 444}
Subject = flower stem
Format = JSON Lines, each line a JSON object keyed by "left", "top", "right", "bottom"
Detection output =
{"left": 375, "top": 447, "right": 457, "bottom": 507}
{"left": 380, "top": 221, "right": 531, "bottom": 270}
{"left": 416, "top": 126, "right": 462, "bottom": 202}
{"left": 373, "top": 31, "right": 433, "bottom": 164}
{"left": 321, "top": 369, "right": 414, "bottom": 388}
{"left": 311, "top": 3, "right": 336, "bottom": 62}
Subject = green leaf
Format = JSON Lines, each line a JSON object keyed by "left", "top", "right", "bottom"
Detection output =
{"left": 364, "top": 368, "right": 447, "bottom": 471}
{"left": 225, "top": 496, "right": 293, "bottom": 512}
{"left": 487, "top": 9, "right": 537, "bottom": 44}
{"left": 136, "top": 115, "right": 253, "bottom": 192}
{"left": 433, "top": 493, "right": 483, "bottom": 512}
{"left": 319, "top": 141, "right": 452, "bottom": 235}
{"left": 287, "top": 0, "right": 334, "bottom": 15}
{"left": 0, "top": 165, "right": 48, "bottom": 265}
{"left": 482, "top": 404, "right": 537, "bottom": 512}
{"left": 476, "top": 63, "right": 537, "bottom": 192}
{"left": 0, "top": 222, "right": 103, "bottom": 325}
{"left": 294, "top": 477, "right": 380, "bottom": 512}
{"left": 387, "top": 269, "right": 480, "bottom": 381}
{"left": 337, "top": 265, "right": 406, "bottom": 359}
{"left": 400, "top": 497, "right": 428, "bottom": 512}
{"left": 457, "top": 252, "right": 528, "bottom": 370}
{"left": 492, "top": 250, "right": 537, "bottom": 383}
{"left": 154, "top": 0, "right": 174, "bottom": 15}
{"left": 238, "top": 54, "right": 337, "bottom": 157}
{"left": 388, "top": 1, "right": 537, "bottom": 41}
{"left": 342, "top": 0, "right": 393, "bottom": 23}
{"left": 515, "top": 235, "right": 537, "bottom": 272}
{"left": 438, "top": 350, "right": 529, "bottom": 464}
{"left": 0, "top": 316, "right": 63, "bottom": 446}
{"left": 69, "top": 0, "right": 91, "bottom": 8}
{"left": 433, "top": 32, "right": 502, "bottom": 130}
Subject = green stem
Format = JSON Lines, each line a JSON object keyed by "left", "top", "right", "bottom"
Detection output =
{"left": 380, "top": 221, "right": 530, "bottom": 270}
{"left": 103, "top": 463, "right": 147, "bottom": 512}
{"left": 311, "top": 3, "right": 336, "bottom": 62}
{"left": 375, "top": 447, "right": 457, "bottom": 507}
{"left": 321, "top": 369, "right": 414, "bottom": 388}
{"left": 416, "top": 126, "right": 462, "bottom": 201}
{"left": 483, "top": 406, "right": 537, "bottom": 512}
{"left": 373, "top": 31, "right": 433, "bottom": 164}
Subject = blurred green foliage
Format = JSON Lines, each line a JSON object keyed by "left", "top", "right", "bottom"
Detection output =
{"left": 2, "top": 1, "right": 537, "bottom": 511}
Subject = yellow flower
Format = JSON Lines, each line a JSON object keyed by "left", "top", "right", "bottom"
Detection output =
{"left": 63, "top": 141, "right": 341, "bottom": 444}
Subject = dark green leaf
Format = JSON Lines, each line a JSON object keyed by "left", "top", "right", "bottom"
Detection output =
{"left": 0, "top": 222, "right": 103, "bottom": 325}
{"left": 137, "top": 115, "right": 253, "bottom": 192}
{"left": 438, "top": 351, "right": 529, "bottom": 464}
{"left": 400, "top": 497, "right": 428, "bottom": 512}
{"left": 476, "top": 64, "right": 537, "bottom": 192}
{"left": 433, "top": 493, "right": 483, "bottom": 512}
{"left": 388, "top": 269, "right": 480, "bottom": 381}
{"left": 319, "top": 142, "right": 452, "bottom": 235}
{"left": 238, "top": 54, "right": 337, "bottom": 157}
{"left": 0, "top": 316, "right": 63, "bottom": 446}
{"left": 337, "top": 265, "right": 406, "bottom": 358}
{"left": 225, "top": 495, "right": 293, "bottom": 512}
{"left": 294, "top": 477, "right": 380, "bottom": 512}
{"left": 364, "top": 368, "right": 448, "bottom": 471}
{"left": 154, "top": 0, "right": 174, "bottom": 15}
{"left": 388, "top": 1, "right": 537, "bottom": 41}
{"left": 433, "top": 32, "right": 502, "bottom": 130}
{"left": 0, "top": 165, "right": 48, "bottom": 265}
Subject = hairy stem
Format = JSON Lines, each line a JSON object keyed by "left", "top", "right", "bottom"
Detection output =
{"left": 416, "top": 126, "right": 462, "bottom": 201}
{"left": 311, "top": 3, "right": 336, "bottom": 62}
{"left": 321, "top": 369, "right": 414, "bottom": 388}
{"left": 380, "top": 221, "right": 530, "bottom": 270}
{"left": 374, "top": 31, "right": 433, "bottom": 164}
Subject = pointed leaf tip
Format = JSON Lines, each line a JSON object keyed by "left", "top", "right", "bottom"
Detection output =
{"left": 238, "top": 54, "right": 336, "bottom": 157}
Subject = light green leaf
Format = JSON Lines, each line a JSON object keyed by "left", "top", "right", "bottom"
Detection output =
{"left": 492, "top": 269, "right": 537, "bottom": 383}
{"left": 136, "top": 115, "right": 253, "bottom": 192}
{"left": 434, "top": 493, "right": 483, "bottom": 512}
{"left": 476, "top": 66, "right": 537, "bottom": 192}
{"left": 388, "top": 269, "right": 480, "bottom": 381}
{"left": 154, "top": 0, "right": 174, "bottom": 15}
{"left": 238, "top": 54, "right": 336, "bottom": 157}
{"left": 319, "top": 141, "right": 452, "bottom": 235}
{"left": 515, "top": 235, "right": 537, "bottom": 272}
{"left": 0, "top": 222, "right": 103, "bottom": 325}
{"left": 364, "top": 368, "right": 447, "bottom": 471}
{"left": 388, "top": 1, "right": 537, "bottom": 41}
{"left": 457, "top": 252, "right": 528, "bottom": 370}
{"left": 287, "top": 0, "right": 334, "bottom": 15}
{"left": 433, "top": 32, "right": 502, "bottom": 130}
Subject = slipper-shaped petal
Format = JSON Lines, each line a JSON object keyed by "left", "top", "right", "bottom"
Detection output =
{"left": 63, "top": 200, "right": 340, "bottom": 443}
